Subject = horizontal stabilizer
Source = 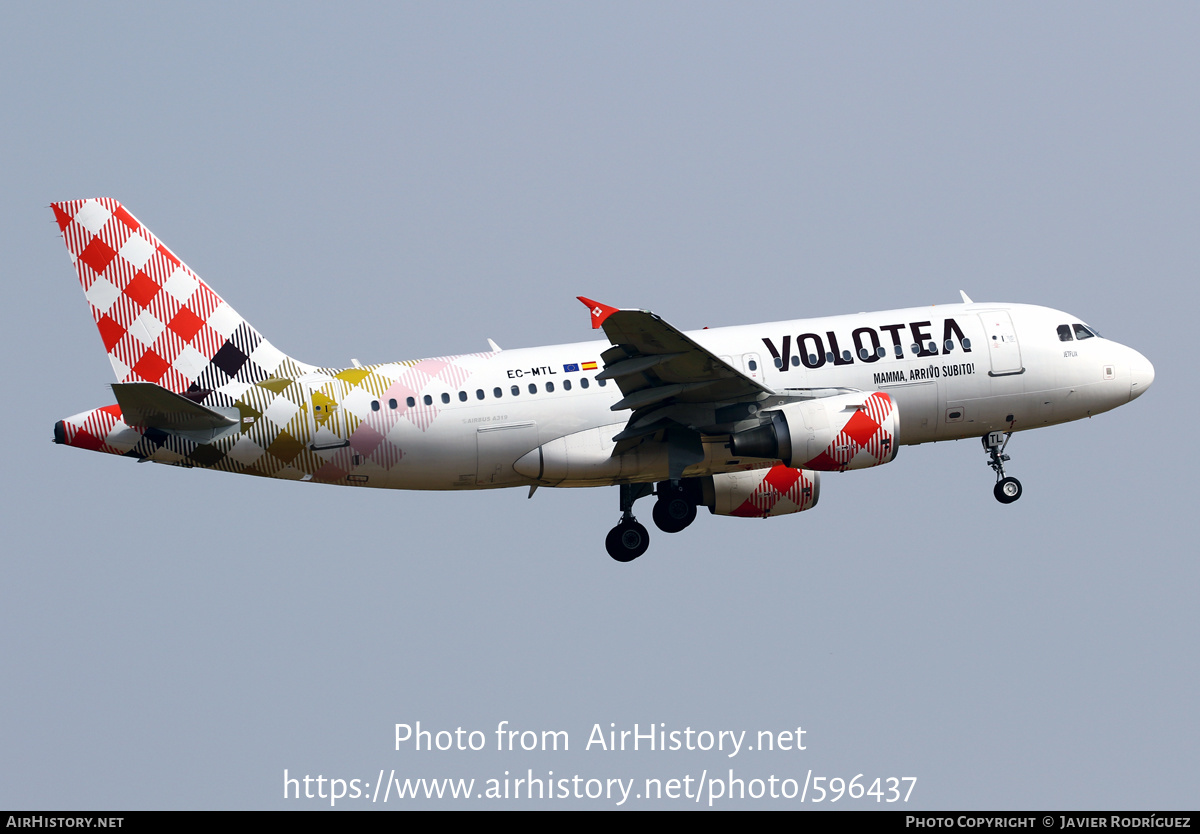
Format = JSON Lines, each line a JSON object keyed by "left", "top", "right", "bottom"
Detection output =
{"left": 111, "top": 382, "right": 238, "bottom": 432}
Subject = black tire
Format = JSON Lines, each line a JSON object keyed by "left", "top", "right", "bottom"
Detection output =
{"left": 652, "top": 496, "right": 697, "bottom": 533}
{"left": 994, "top": 476, "right": 1022, "bottom": 504}
{"left": 606, "top": 520, "right": 650, "bottom": 562}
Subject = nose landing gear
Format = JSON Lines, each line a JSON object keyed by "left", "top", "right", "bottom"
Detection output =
{"left": 982, "top": 431, "right": 1022, "bottom": 504}
{"left": 994, "top": 476, "right": 1022, "bottom": 503}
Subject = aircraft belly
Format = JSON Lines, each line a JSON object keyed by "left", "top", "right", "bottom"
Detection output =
{"left": 880, "top": 382, "right": 939, "bottom": 444}
{"left": 476, "top": 421, "right": 540, "bottom": 487}
{"left": 517, "top": 428, "right": 750, "bottom": 488}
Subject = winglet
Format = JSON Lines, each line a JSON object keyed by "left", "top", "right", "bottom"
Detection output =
{"left": 959, "top": 290, "right": 974, "bottom": 304}
{"left": 577, "top": 296, "right": 620, "bottom": 329}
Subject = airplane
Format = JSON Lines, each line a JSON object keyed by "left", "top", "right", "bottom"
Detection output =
{"left": 51, "top": 198, "right": 1155, "bottom": 561}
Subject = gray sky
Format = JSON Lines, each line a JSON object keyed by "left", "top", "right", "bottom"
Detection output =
{"left": 2, "top": 2, "right": 1196, "bottom": 809}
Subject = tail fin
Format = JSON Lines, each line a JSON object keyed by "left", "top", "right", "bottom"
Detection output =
{"left": 52, "top": 198, "right": 309, "bottom": 407}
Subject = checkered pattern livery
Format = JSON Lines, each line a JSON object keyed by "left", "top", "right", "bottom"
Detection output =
{"left": 53, "top": 198, "right": 309, "bottom": 407}
{"left": 53, "top": 199, "right": 500, "bottom": 484}
{"left": 50, "top": 199, "right": 892, "bottom": 496}
{"left": 55, "top": 404, "right": 142, "bottom": 457}
{"left": 798, "top": 392, "right": 896, "bottom": 472}
{"left": 56, "top": 355, "right": 500, "bottom": 483}
{"left": 728, "top": 465, "right": 818, "bottom": 518}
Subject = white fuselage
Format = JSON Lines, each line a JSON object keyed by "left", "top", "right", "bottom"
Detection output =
{"left": 330, "top": 302, "right": 1152, "bottom": 491}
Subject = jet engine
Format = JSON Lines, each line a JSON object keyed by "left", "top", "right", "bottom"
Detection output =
{"left": 729, "top": 391, "right": 899, "bottom": 471}
{"left": 700, "top": 466, "right": 821, "bottom": 517}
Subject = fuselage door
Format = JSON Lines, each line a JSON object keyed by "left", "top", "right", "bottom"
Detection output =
{"left": 977, "top": 310, "right": 1024, "bottom": 376}
{"left": 306, "top": 378, "right": 350, "bottom": 450}
{"left": 741, "top": 353, "right": 763, "bottom": 382}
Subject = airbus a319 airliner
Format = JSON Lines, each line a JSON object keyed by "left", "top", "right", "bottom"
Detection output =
{"left": 52, "top": 199, "right": 1154, "bottom": 561}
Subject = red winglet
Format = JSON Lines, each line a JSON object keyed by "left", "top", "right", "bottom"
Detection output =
{"left": 577, "top": 296, "right": 620, "bottom": 329}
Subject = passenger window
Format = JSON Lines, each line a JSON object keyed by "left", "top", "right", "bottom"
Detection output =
{"left": 493, "top": 387, "right": 502, "bottom": 398}
{"left": 423, "top": 395, "right": 433, "bottom": 405}
{"left": 406, "top": 397, "right": 416, "bottom": 407}
{"left": 371, "top": 400, "right": 380, "bottom": 411}
{"left": 546, "top": 381, "right": 555, "bottom": 392}
{"left": 458, "top": 391, "right": 467, "bottom": 402}
{"left": 441, "top": 393, "right": 450, "bottom": 404}
{"left": 791, "top": 356, "right": 800, "bottom": 367}
{"left": 528, "top": 383, "right": 537, "bottom": 394}
{"left": 1073, "top": 324, "right": 1095, "bottom": 340}
{"left": 564, "top": 379, "right": 572, "bottom": 391}
{"left": 511, "top": 385, "right": 520, "bottom": 396}
{"left": 476, "top": 389, "right": 485, "bottom": 400}
{"left": 580, "top": 378, "right": 589, "bottom": 389}
{"left": 748, "top": 359, "right": 758, "bottom": 371}
{"left": 597, "top": 378, "right": 606, "bottom": 387}
{"left": 774, "top": 357, "right": 783, "bottom": 368}
{"left": 1058, "top": 324, "right": 1073, "bottom": 341}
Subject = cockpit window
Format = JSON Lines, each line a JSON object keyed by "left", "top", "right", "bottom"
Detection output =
{"left": 1073, "top": 323, "right": 1095, "bottom": 340}
{"left": 1057, "top": 324, "right": 1073, "bottom": 341}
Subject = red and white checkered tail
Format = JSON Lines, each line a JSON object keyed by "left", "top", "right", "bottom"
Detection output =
{"left": 53, "top": 199, "right": 305, "bottom": 408}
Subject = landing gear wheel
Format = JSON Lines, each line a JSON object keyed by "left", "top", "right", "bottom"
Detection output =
{"left": 982, "top": 432, "right": 1023, "bottom": 504}
{"left": 606, "top": 520, "right": 650, "bottom": 562}
{"left": 994, "top": 477, "right": 1022, "bottom": 504}
{"left": 652, "top": 495, "right": 697, "bottom": 533}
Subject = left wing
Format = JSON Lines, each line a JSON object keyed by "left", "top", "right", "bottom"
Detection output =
{"left": 578, "top": 297, "right": 777, "bottom": 477}
{"left": 580, "top": 296, "right": 773, "bottom": 408}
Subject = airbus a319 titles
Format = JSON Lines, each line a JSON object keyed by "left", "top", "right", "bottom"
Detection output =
{"left": 52, "top": 199, "right": 1155, "bottom": 561}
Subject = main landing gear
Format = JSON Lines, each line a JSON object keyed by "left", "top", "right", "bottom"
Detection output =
{"left": 652, "top": 481, "right": 698, "bottom": 534}
{"left": 605, "top": 480, "right": 700, "bottom": 562}
{"left": 606, "top": 483, "right": 652, "bottom": 562}
{"left": 982, "top": 431, "right": 1023, "bottom": 504}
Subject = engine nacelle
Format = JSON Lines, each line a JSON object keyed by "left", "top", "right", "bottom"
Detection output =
{"left": 730, "top": 391, "right": 898, "bottom": 471}
{"left": 701, "top": 466, "right": 821, "bottom": 517}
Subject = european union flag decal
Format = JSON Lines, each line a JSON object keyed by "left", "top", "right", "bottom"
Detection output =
{"left": 563, "top": 363, "right": 580, "bottom": 373}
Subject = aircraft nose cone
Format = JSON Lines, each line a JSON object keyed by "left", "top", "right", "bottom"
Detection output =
{"left": 1129, "top": 351, "right": 1155, "bottom": 401}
